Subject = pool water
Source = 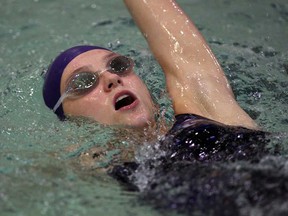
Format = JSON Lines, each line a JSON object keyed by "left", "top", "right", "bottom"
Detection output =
{"left": 0, "top": 0, "right": 287, "bottom": 215}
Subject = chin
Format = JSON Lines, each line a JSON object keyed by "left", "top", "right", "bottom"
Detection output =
{"left": 125, "top": 114, "right": 154, "bottom": 129}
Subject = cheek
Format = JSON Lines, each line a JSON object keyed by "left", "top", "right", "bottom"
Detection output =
{"left": 132, "top": 78, "right": 151, "bottom": 98}
{"left": 127, "top": 76, "right": 147, "bottom": 91}
{"left": 64, "top": 91, "right": 110, "bottom": 116}
{"left": 81, "top": 92, "right": 110, "bottom": 112}
{"left": 126, "top": 77, "right": 154, "bottom": 110}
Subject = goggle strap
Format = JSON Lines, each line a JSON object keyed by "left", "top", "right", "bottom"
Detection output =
{"left": 53, "top": 92, "right": 69, "bottom": 112}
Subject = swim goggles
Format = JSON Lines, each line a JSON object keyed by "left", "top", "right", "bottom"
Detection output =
{"left": 53, "top": 55, "right": 134, "bottom": 112}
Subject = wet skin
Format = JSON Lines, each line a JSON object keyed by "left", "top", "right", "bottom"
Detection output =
{"left": 60, "top": 49, "right": 155, "bottom": 128}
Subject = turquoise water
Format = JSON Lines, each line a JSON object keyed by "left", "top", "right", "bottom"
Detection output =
{"left": 0, "top": 0, "right": 287, "bottom": 215}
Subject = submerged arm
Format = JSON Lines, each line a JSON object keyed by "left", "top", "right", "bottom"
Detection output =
{"left": 124, "top": 0, "right": 258, "bottom": 129}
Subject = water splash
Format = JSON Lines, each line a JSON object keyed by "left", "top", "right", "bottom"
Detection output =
{"left": 132, "top": 141, "right": 167, "bottom": 192}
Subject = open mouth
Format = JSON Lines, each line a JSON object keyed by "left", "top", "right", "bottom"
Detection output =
{"left": 114, "top": 93, "right": 137, "bottom": 111}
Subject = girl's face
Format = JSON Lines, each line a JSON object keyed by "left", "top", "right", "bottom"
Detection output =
{"left": 60, "top": 49, "right": 155, "bottom": 128}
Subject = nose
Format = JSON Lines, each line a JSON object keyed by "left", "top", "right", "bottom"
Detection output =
{"left": 101, "top": 71, "right": 123, "bottom": 92}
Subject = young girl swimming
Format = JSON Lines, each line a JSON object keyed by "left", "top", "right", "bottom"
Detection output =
{"left": 43, "top": 0, "right": 258, "bottom": 130}
{"left": 42, "top": 1, "right": 281, "bottom": 215}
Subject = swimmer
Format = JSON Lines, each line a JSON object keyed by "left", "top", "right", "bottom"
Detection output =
{"left": 42, "top": 2, "right": 274, "bottom": 214}
{"left": 42, "top": 0, "right": 269, "bottom": 164}
{"left": 43, "top": 0, "right": 259, "bottom": 132}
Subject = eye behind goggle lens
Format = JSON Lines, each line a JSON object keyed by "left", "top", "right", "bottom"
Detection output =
{"left": 67, "top": 72, "right": 98, "bottom": 96}
{"left": 110, "top": 56, "right": 131, "bottom": 73}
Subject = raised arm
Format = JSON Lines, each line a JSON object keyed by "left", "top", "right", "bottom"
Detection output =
{"left": 124, "top": 0, "right": 258, "bottom": 129}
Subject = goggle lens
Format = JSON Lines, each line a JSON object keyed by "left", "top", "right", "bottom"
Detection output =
{"left": 68, "top": 72, "right": 97, "bottom": 94}
{"left": 110, "top": 56, "right": 132, "bottom": 73}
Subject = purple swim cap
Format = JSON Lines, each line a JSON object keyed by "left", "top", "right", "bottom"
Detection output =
{"left": 43, "top": 45, "right": 110, "bottom": 119}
